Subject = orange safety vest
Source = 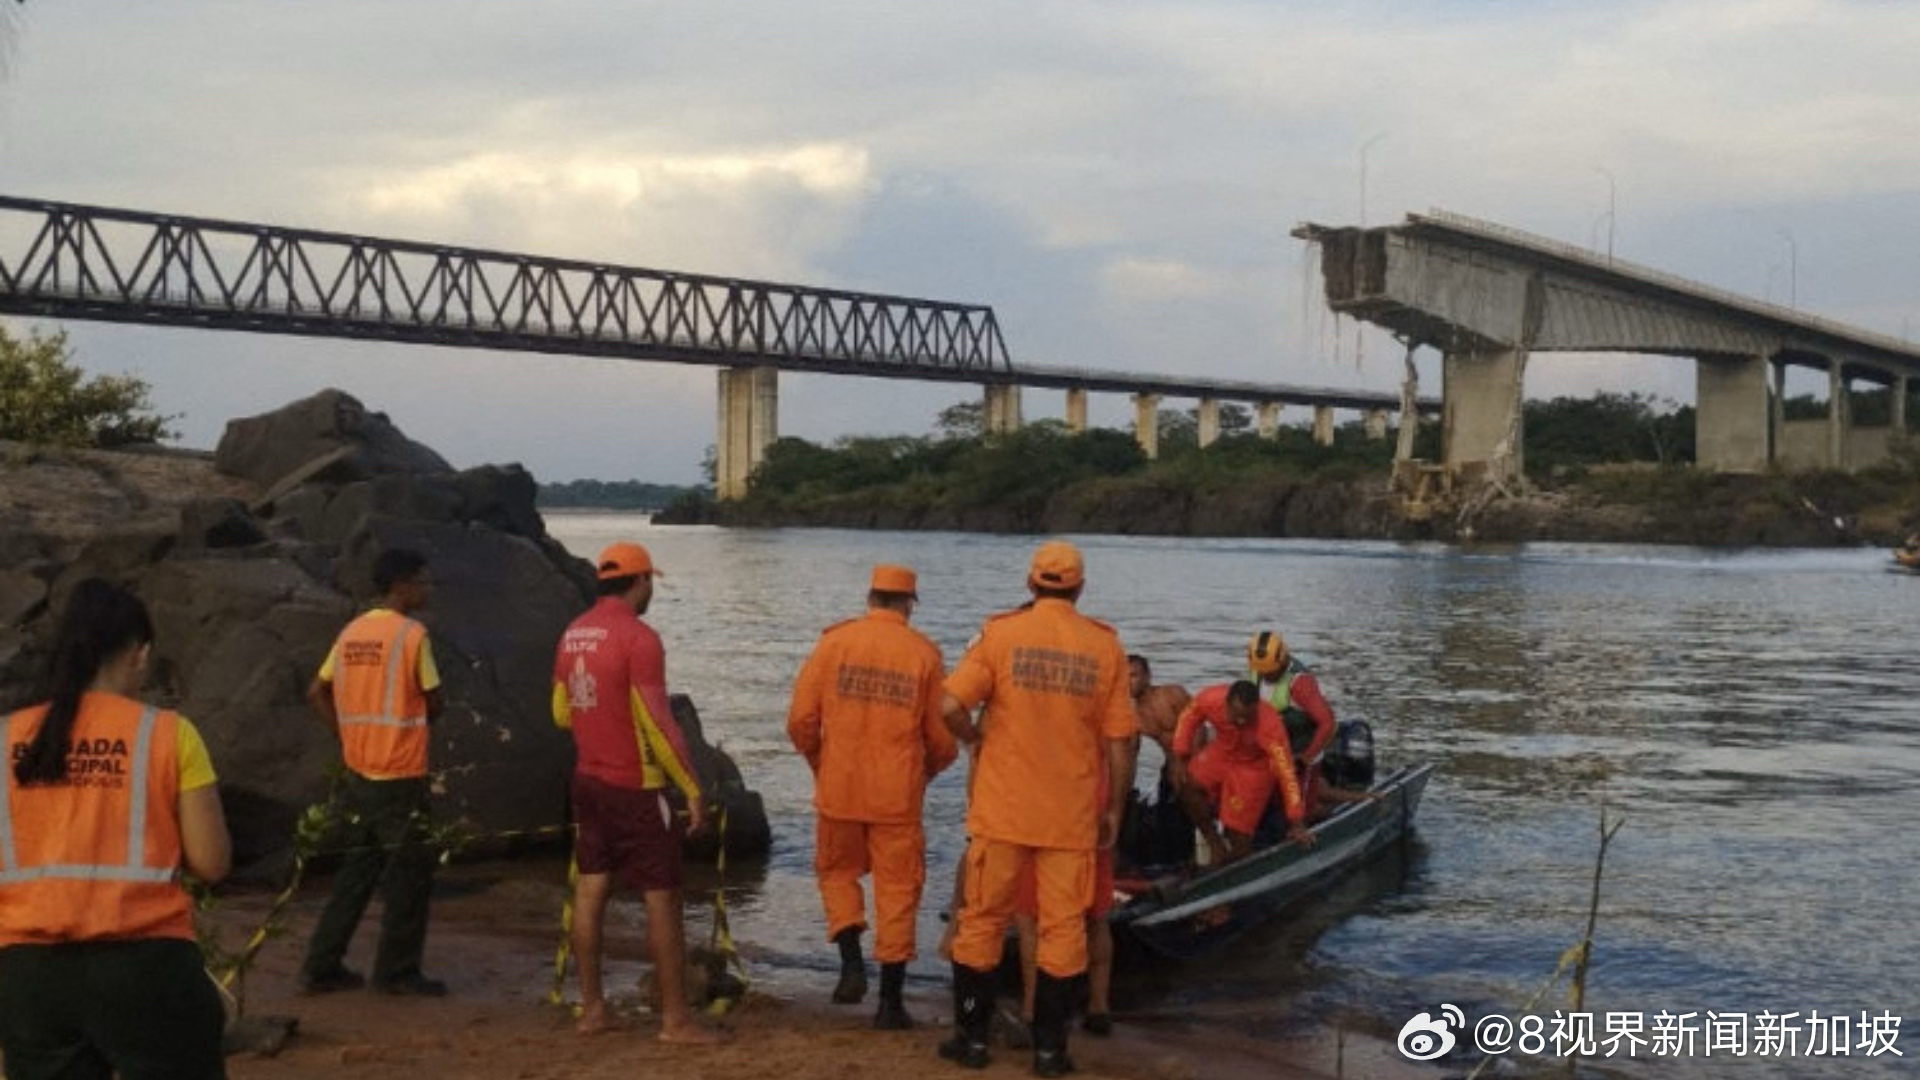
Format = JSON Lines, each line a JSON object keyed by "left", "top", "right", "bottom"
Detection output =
{"left": 331, "top": 611, "right": 431, "bottom": 779}
{"left": 0, "top": 695, "right": 194, "bottom": 945}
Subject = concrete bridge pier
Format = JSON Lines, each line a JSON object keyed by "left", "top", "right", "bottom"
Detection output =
{"left": 1364, "top": 408, "right": 1390, "bottom": 440}
{"left": 1257, "top": 402, "right": 1282, "bottom": 439}
{"left": 984, "top": 384, "right": 1023, "bottom": 435}
{"left": 1771, "top": 360, "right": 1788, "bottom": 464}
{"left": 1694, "top": 353, "right": 1771, "bottom": 472}
{"left": 1133, "top": 393, "right": 1161, "bottom": 459}
{"left": 715, "top": 365, "right": 778, "bottom": 500}
{"left": 1312, "top": 405, "right": 1336, "bottom": 446}
{"left": 1065, "top": 388, "right": 1089, "bottom": 433}
{"left": 1829, "top": 362, "right": 1849, "bottom": 469}
{"left": 1197, "top": 398, "right": 1221, "bottom": 448}
{"left": 1442, "top": 347, "right": 1526, "bottom": 481}
{"left": 1895, "top": 375, "right": 1909, "bottom": 435}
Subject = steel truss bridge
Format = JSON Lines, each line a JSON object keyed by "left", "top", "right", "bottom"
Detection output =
{"left": 0, "top": 195, "right": 1012, "bottom": 377}
{"left": 0, "top": 194, "right": 1423, "bottom": 412}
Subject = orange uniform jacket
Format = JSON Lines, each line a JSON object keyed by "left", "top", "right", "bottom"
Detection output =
{"left": 323, "top": 609, "right": 437, "bottom": 780}
{"left": 788, "top": 608, "right": 956, "bottom": 823}
{"left": 1173, "top": 684, "right": 1308, "bottom": 827}
{"left": 0, "top": 694, "right": 200, "bottom": 945}
{"left": 945, "top": 598, "right": 1138, "bottom": 851}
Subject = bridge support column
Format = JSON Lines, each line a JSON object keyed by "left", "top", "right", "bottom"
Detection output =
{"left": 1828, "top": 362, "right": 1849, "bottom": 469}
{"left": 1895, "top": 375, "right": 1909, "bottom": 437}
{"left": 1197, "top": 398, "right": 1221, "bottom": 448}
{"left": 715, "top": 365, "right": 778, "bottom": 501}
{"left": 1065, "top": 388, "right": 1089, "bottom": 434}
{"left": 984, "top": 384, "right": 1023, "bottom": 435}
{"left": 1257, "top": 402, "right": 1282, "bottom": 439}
{"left": 1771, "top": 360, "right": 1787, "bottom": 466}
{"left": 1364, "top": 408, "right": 1390, "bottom": 440}
{"left": 1133, "top": 393, "right": 1161, "bottom": 459}
{"left": 1312, "top": 405, "right": 1335, "bottom": 447}
{"left": 1694, "top": 354, "right": 1771, "bottom": 472}
{"left": 1442, "top": 348, "right": 1525, "bottom": 481}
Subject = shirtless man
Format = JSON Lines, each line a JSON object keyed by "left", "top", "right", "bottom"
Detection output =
{"left": 1127, "top": 655, "right": 1190, "bottom": 759}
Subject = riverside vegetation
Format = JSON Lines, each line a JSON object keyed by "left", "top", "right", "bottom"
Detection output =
{"left": 6, "top": 324, "right": 1914, "bottom": 547}
{"left": 657, "top": 395, "right": 1920, "bottom": 547}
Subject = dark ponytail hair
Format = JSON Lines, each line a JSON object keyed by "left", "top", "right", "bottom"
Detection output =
{"left": 14, "top": 579, "right": 154, "bottom": 786}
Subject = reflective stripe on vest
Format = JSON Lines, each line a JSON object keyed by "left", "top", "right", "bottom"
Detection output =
{"left": 0, "top": 705, "right": 175, "bottom": 885}
{"left": 337, "top": 620, "right": 426, "bottom": 730}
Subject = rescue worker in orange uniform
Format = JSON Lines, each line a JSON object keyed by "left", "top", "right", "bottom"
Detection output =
{"left": 938, "top": 541, "right": 1138, "bottom": 1077}
{"left": 787, "top": 564, "right": 957, "bottom": 1029}
{"left": 553, "top": 541, "right": 725, "bottom": 1044}
{"left": 0, "top": 579, "right": 233, "bottom": 1080}
{"left": 1007, "top": 759, "right": 1119, "bottom": 1043}
{"left": 1170, "top": 680, "right": 1315, "bottom": 865}
{"left": 301, "top": 548, "right": 449, "bottom": 996}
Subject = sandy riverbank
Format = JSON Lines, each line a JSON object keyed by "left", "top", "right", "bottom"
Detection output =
{"left": 204, "top": 861, "right": 1433, "bottom": 1080}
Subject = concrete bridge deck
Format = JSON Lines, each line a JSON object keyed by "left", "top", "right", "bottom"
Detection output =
{"left": 1295, "top": 209, "right": 1918, "bottom": 482}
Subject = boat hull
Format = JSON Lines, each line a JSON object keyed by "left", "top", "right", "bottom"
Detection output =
{"left": 1109, "top": 763, "right": 1434, "bottom": 962}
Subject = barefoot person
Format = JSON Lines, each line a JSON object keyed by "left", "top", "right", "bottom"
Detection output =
{"left": 552, "top": 542, "right": 725, "bottom": 1044}
{"left": 0, "top": 580, "right": 233, "bottom": 1080}
{"left": 788, "top": 564, "right": 956, "bottom": 1029}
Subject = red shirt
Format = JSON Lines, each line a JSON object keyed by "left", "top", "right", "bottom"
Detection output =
{"left": 551, "top": 597, "right": 699, "bottom": 797}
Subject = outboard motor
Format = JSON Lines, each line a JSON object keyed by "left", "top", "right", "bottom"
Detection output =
{"left": 1321, "top": 720, "right": 1375, "bottom": 789}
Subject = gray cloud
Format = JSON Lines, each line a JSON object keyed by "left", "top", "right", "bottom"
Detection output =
{"left": 3, "top": 0, "right": 1917, "bottom": 481}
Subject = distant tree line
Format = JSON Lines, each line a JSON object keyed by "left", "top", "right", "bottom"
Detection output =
{"left": 536, "top": 478, "right": 709, "bottom": 511}
{"left": 1522, "top": 392, "right": 1694, "bottom": 479}
{"left": 718, "top": 390, "right": 1721, "bottom": 512}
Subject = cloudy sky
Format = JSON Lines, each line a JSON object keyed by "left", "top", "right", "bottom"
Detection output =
{"left": 3, "top": 0, "right": 1918, "bottom": 483}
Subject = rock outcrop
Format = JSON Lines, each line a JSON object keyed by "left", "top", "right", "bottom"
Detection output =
{"left": 1, "top": 390, "right": 770, "bottom": 870}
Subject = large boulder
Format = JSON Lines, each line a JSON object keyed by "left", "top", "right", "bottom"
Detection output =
{"left": 215, "top": 389, "right": 453, "bottom": 491}
{"left": 2, "top": 390, "right": 769, "bottom": 872}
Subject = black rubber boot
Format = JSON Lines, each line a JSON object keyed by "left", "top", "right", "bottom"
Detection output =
{"left": 873, "top": 961, "right": 912, "bottom": 1030}
{"left": 1031, "top": 972, "right": 1077, "bottom": 1077}
{"left": 936, "top": 962, "right": 992, "bottom": 1069}
{"left": 832, "top": 927, "right": 868, "bottom": 1004}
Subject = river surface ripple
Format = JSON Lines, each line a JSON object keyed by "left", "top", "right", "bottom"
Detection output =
{"left": 543, "top": 516, "right": 1920, "bottom": 1079}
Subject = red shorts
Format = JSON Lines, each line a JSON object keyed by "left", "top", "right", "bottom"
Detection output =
{"left": 1014, "top": 846, "right": 1115, "bottom": 919}
{"left": 572, "top": 774, "right": 681, "bottom": 892}
{"left": 1189, "top": 748, "right": 1275, "bottom": 837}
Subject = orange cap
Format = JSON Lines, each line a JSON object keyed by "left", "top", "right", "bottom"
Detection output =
{"left": 595, "top": 541, "right": 659, "bottom": 580}
{"left": 1028, "top": 540, "right": 1084, "bottom": 590}
{"left": 870, "top": 564, "right": 918, "bottom": 597}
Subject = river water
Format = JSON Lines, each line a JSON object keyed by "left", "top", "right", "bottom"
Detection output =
{"left": 543, "top": 515, "right": 1918, "bottom": 1078}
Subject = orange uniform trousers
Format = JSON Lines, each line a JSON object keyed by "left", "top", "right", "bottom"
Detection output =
{"left": 951, "top": 837, "right": 1094, "bottom": 980}
{"left": 815, "top": 815, "right": 926, "bottom": 964}
{"left": 1189, "top": 744, "right": 1278, "bottom": 836}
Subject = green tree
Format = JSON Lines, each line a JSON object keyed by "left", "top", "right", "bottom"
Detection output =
{"left": 934, "top": 400, "right": 984, "bottom": 441}
{"left": 0, "top": 325, "right": 174, "bottom": 447}
{"left": 1208, "top": 403, "right": 1254, "bottom": 437}
{"left": 1522, "top": 392, "right": 1692, "bottom": 478}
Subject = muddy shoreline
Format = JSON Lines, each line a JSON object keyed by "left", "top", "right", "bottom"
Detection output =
{"left": 205, "top": 857, "right": 1437, "bottom": 1080}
